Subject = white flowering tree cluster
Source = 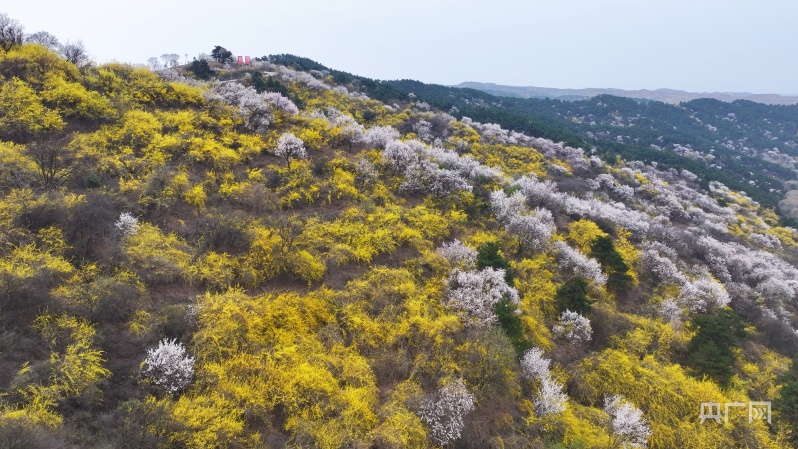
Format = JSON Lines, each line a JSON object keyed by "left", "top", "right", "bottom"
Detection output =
{"left": 553, "top": 310, "right": 592, "bottom": 343}
{"left": 520, "top": 348, "right": 567, "bottom": 416}
{"left": 418, "top": 378, "right": 475, "bottom": 446}
{"left": 506, "top": 208, "right": 555, "bottom": 252}
{"left": 659, "top": 298, "right": 682, "bottom": 324}
{"left": 278, "top": 66, "right": 329, "bottom": 91}
{"left": 552, "top": 241, "right": 607, "bottom": 286}
{"left": 421, "top": 145, "right": 501, "bottom": 181}
{"left": 520, "top": 347, "right": 551, "bottom": 379}
{"left": 339, "top": 123, "right": 365, "bottom": 150}
{"left": 459, "top": 118, "right": 591, "bottom": 171}
{"left": 261, "top": 92, "right": 298, "bottom": 115}
{"left": 115, "top": 212, "right": 139, "bottom": 238}
{"left": 382, "top": 140, "right": 417, "bottom": 172}
{"left": 510, "top": 175, "right": 652, "bottom": 235}
{"left": 445, "top": 267, "right": 519, "bottom": 326}
{"left": 402, "top": 159, "right": 473, "bottom": 197}
{"left": 588, "top": 173, "right": 635, "bottom": 201}
{"left": 639, "top": 243, "right": 686, "bottom": 286}
{"left": 511, "top": 176, "right": 562, "bottom": 210}
{"left": 677, "top": 276, "right": 730, "bottom": 313}
{"left": 381, "top": 140, "right": 474, "bottom": 197}
{"left": 305, "top": 107, "right": 367, "bottom": 151}
{"left": 364, "top": 125, "right": 400, "bottom": 149}
{"left": 697, "top": 235, "right": 798, "bottom": 305}
{"left": 355, "top": 158, "right": 378, "bottom": 186}
{"left": 458, "top": 113, "right": 798, "bottom": 328}
{"left": 142, "top": 338, "right": 195, "bottom": 394}
{"left": 757, "top": 277, "right": 796, "bottom": 303}
{"left": 589, "top": 155, "right": 604, "bottom": 168}
{"left": 436, "top": 239, "right": 477, "bottom": 269}
{"left": 275, "top": 132, "right": 307, "bottom": 168}
{"left": 412, "top": 119, "right": 433, "bottom": 142}
{"left": 604, "top": 395, "right": 651, "bottom": 448}
{"left": 158, "top": 68, "right": 203, "bottom": 86}
{"left": 750, "top": 232, "right": 782, "bottom": 250}
{"left": 490, "top": 190, "right": 555, "bottom": 252}
{"left": 205, "top": 81, "right": 297, "bottom": 132}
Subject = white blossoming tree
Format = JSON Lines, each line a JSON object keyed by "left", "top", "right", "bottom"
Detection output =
{"left": 142, "top": 338, "right": 195, "bottom": 394}
{"left": 553, "top": 240, "right": 607, "bottom": 286}
{"left": 490, "top": 190, "right": 555, "bottom": 252}
{"left": 505, "top": 209, "right": 555, "bottom": 252}
{"left": 553, "top": 310, "right": 592, "bottom": 343}
{"left": 445, "top": 267, "right": 520, "bottom": 326}
{"left": 382, "top": 140, "right": 417, "bottom": 172}
{"left": 436, "top": 239, "right": 477, "bottom": 269}
{"left": 678, "top": 276, "right": 730, "bottom": 313}
{"left": 275, "top": 132, "right": 307, "bottom": 168}
{"left": 115, "top": 212, "right": 139, "bottom": 237}
{"left": 659, "top": 299, "right": 682, "bottom": 324}
{"left": 204, "top": 81, "right": 297, "bottom": 133}
{"left": 520, "top": 348, "right": 567, "bottom": 416}
{"left": 604, "top": 395, "right": 651, "bottom": 448}
{"left": 535, "top": 377, "right": 568, "bottom": 417}
{"left": 520, "top": 347, "right": 551, "bottom": 380}
{"left": 338, "top": 122, "right": 365, "bottom": 152}
{"left": 418, "top": 378, "right": 475, "bottom": 446}
{"left": 364, "top": 125, "right": 400, "bottom": 149}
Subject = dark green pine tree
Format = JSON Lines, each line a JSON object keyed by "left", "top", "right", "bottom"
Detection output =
{"left": 775, "top": 354, "right": 798, "bottom": 447}
{"left": 476, "top": 241, "right": 513, "bottom": 284}
{"left": 590, "top": 235, "right": 633, "bottom": 294}
{"left": 210, "top": 45, "right": 233, "bottom": 64}
{"left": 188, "top": 59, "right": 212, "bottom": 80}
{"left": 494, "top": 297, "right": 530, "bottom": 355}
{"left": 251, "top": 71, "right": 268, "bottom": 93}
{"left": 555, "top": 276, "right": 595, "bottom": 315}
{"left": 475, "top": 242, "right": 527, "bottom": 353}
{"left": 686, "top": 308, "right": 744, "bottom": 386}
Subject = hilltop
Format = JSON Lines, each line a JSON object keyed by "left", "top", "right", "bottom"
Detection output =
{"left": 2, "top": 21, "right": 798, "bottom": 449}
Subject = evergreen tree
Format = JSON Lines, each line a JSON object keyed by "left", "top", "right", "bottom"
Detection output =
{"left": 590, "top": 235, "right": 633, "bottom": 293}
{"left": 188, "top": 59, "right": 212, "bottom": 80}
{"left": 775, "top": 354, "right": 798, "bottom": 447}
{"left": 475, "top": 242, "right": 527, "bottom": 353}
{"left": 495, "top": 297, "right": 529, "bottom": 354}
{"left": 476, "top": 241, "right": 513, "bottom": 284}
{"left": 210, "top": 45, "right": 233, "bottom": 64}
{"left": 251, "top": 71, "right": 268, "bottom": 93}
{"left": 555, "top": 276, "right": 595, "bottom": 315}
{"left": 687, "top": 308, "right": 743, "bottom": 386}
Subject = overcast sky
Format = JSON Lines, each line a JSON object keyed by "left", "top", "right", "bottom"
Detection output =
{"left": 6, "top": 0, "right": 797, "bottom": 94}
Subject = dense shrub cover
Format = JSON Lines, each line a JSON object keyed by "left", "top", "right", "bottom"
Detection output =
{"left": 0, "top": 25, "right": 796, "bottom": 448}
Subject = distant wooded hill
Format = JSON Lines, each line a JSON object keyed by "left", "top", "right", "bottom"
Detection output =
{"left": 457, "top": 82, "right": 798, "bottom": 106}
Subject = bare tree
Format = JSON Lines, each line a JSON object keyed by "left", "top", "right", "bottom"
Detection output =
{"left": 60, "top": 40, "right": 89, "bottom": 66}
{"left": 0, "top": 13, "right": 24, "bottom": 52}
{"left": 25, "top": 135, "right": 77, "bottom": 190}
{"left": 159, "top": 54, "right": 180, "bottom": 68}
{"left": 25, "top": 30, "right": 60, "bottom": 51}
{"left": 166, "top": 53, "right": 180, "bottom": 67}
{"left": 147, "top": 56, "right": 162, "bottom": 70}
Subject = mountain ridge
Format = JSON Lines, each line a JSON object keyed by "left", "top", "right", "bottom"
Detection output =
{"left": 457, "top": 81, "right": 798, "bottom": 105}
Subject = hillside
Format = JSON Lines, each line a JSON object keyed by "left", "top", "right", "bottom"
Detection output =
{"left": 2, "top": 36, "right": 798, "bottom": 448}
{"left": 457, "top": 82, "right": 798, "bottom": 106}
{"left": 262, "top": 55, "right": 798, "bottom": 217}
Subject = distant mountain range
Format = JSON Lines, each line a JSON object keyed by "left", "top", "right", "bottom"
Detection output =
{"left": 456, "top": 82, "right": 798, "bottom": 105}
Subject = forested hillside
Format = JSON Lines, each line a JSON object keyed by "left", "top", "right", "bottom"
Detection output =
{"left": 268, "top": 54, "right": 798, "bottom": 215}
{"left": 3, "top": 16, "right": 798, "bottom": 449}
{"left": 455, "top": 82, "right": 798, "bottom": 106}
